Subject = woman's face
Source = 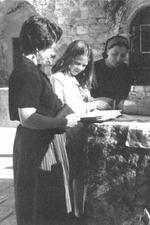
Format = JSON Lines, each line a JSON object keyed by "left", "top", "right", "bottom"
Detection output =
{"left": 37, "top": 43, "right": 56, "bottom": 66}
{"left": 69, "top": 55, "right": 88, "bottom": 76}
{"left": 106, "top": 45, "right": 128, "bottom": 68}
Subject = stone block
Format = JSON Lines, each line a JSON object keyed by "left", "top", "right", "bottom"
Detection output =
{"left": 130, "top": 86, "right": 135, "bottom": 91}
{"left": 122, "top": 99, "right": 138, "bottom": 114}
{"left": 62, "top": 8, "right": 71, "bottom": 17}
{"left": 145, "top": 92, "right": 150, "bottom": 97}
{"left": 80, "top": 8, "right": 89, "bottom": 19}
{"left": 133, "top": 86, "right": 145, "bottom": 92}
{"left": 145, "top": 86, "right": 150, "bottom": 92}
{"left": 76, "top": 25, "right": 88, "bottom": 35}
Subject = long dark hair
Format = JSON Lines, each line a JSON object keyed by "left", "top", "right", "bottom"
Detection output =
{"left": 52, "top": 40, "right": 94, "bottom": 89}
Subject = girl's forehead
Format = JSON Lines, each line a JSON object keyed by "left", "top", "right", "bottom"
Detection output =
{"left": 74, "top": 55, "right": 89, "bottom": 63}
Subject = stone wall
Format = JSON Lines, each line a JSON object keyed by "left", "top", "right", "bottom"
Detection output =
{"left": 0, "top": 0, "right": 150, "bottom": 126}
{"left": 0, "top": 0, "right": 150, "bottom": 86}
{"left": 84, "top": 122, "right": 150, "bottom": 225}
{"left": 0, "top": 0, "right": 131, "bottom": 86}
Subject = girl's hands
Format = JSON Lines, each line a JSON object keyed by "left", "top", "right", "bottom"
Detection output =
{"left": 65, "top": 113, "right": 80, "bottom": 128}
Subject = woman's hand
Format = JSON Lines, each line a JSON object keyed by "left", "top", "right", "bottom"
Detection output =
{"left": 65, "top": 113, "right": 80, "bottom": 128}
{"left": 86, "top": 97, "right": 113, "bottom": 111}
{"left": 96, "top": 100, "right": 112, "bottom": 110}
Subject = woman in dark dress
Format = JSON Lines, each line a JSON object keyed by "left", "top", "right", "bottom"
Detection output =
{"left": 91, "top": 35, "right": 132, "bottom": 108}
{"left": 9, "top": 15, "right": 79, "bottom": 225}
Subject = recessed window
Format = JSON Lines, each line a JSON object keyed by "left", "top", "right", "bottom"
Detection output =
{"left": 130, "top": 7, "right": 150, "bottom": 84}
{"left": 140, "top": 24, "right": 150, "bottom": 53}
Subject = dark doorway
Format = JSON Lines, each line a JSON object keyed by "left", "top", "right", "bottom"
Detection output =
{"left": 130, "top": 7, "right": 150, "bottom": 84}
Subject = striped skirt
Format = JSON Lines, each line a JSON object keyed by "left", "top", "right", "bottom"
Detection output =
{"left": 40, "top": 133, "right": 72, "bottom": 213}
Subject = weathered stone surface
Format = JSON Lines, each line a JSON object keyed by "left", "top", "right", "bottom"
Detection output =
{"left": 127, "top": 86, "right": 150, "bottom": 116}
{"left": 0, "top": 0, "right": 36, "bottom": 85}
{"left": 0, "top": 0, "right": 132, "bottom": 87}
{"left": 0, "top": 0, "right": 150, "bottom": 126}
{"left": 0, "top": 0, "right": 149, "bottom": 86}
{"left": 84, "top": 122, "right": 150, "bottom": 225}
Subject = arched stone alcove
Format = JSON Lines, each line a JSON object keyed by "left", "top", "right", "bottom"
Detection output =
{"left": 0, "top": 0, "right": 36, "bottom": 86}
{"left": 0, "top": 1, "right": 37, "bottom": 127}
{"left": 127, "top": 4, "right": 150, "bottom": 84}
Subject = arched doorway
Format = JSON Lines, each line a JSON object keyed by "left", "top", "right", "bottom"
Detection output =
{"left": 130, "top": 6, "right": 150, "bottom": 84}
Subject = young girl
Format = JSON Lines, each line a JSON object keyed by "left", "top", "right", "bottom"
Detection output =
{"left": 51, "top": 40, "right": 98, "bottom": 220}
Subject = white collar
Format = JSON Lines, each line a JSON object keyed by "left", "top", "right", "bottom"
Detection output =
{"left": 24, "top": 54, "right": 38, "bottom": 65}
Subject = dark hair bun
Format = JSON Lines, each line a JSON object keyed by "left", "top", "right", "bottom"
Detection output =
{"left": 102, "top": 35, "right": 129, "bottom": 59}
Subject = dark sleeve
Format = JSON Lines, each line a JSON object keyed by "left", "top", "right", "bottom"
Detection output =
{"left": 91, "top": 60, "right": 110, "bottom": 98}
{"left": 128, "top": 66, "right": 135, "bottom": 85}
{"left": 16, "top": 72, "right": 41, "bottom": 108}
{"left": 120, "top": 65, "right": 132, "bottom": 99}
{"left": 91, "top": 61, "right": 100, "bottom": 97}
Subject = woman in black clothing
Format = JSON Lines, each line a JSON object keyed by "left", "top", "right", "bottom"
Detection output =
{"left": 9, "top": 15, "right": 79, "bottom": 225}
{"left": 91, "top": 35, "right": 132, "bottom": 108}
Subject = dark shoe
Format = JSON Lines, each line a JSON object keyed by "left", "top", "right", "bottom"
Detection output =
{"left": 67, "top": 212, "right": 77, "bottom": 219}
{"left": 75, "top": 215, "right": 87, "bottom": 225}
{"left": 65, "top": 213, "right": 86, "bottom": 224}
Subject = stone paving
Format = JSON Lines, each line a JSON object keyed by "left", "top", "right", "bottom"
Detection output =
{"left": 0, "top": 177, "right": 80, "bottom": 225}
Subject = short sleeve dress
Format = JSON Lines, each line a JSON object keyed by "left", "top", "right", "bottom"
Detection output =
{"left": 9, "top": 56, "right": 64, "bottom": 225}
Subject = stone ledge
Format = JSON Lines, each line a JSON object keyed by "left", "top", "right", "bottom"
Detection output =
{"left": 84, "top": 121, "right": 150, "bottom": 225}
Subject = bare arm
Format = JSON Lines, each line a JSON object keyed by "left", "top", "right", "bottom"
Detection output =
{"left": 18, "top": 107, "right": 67, "bottom": 129}
{"left": 18, "top": 107, "right": 79, "bottom": 130}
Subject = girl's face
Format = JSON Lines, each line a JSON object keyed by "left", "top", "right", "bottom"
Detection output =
{"left": 37, "top": 43, "right": 56, "bottom": 66}
{"left": 69, "top": 55, "right": 88, "bottom": 76}
{"left": 106, "top": 45, "right": 128, "bottom": 68}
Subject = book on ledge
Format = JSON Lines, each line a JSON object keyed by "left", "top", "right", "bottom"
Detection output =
{"left": 80, "top": 110, "right": 122, "bottom": 123}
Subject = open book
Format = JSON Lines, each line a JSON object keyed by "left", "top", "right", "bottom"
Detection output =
{"left": 80, "top": 110, "right": 122, "bottom": 123}
{"left": 56, "top": 105, "right": 122, "bottom": 123}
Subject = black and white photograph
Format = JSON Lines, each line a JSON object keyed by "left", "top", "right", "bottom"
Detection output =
{"left": 1, "top": 0, "right": 150, "bottom": 225}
